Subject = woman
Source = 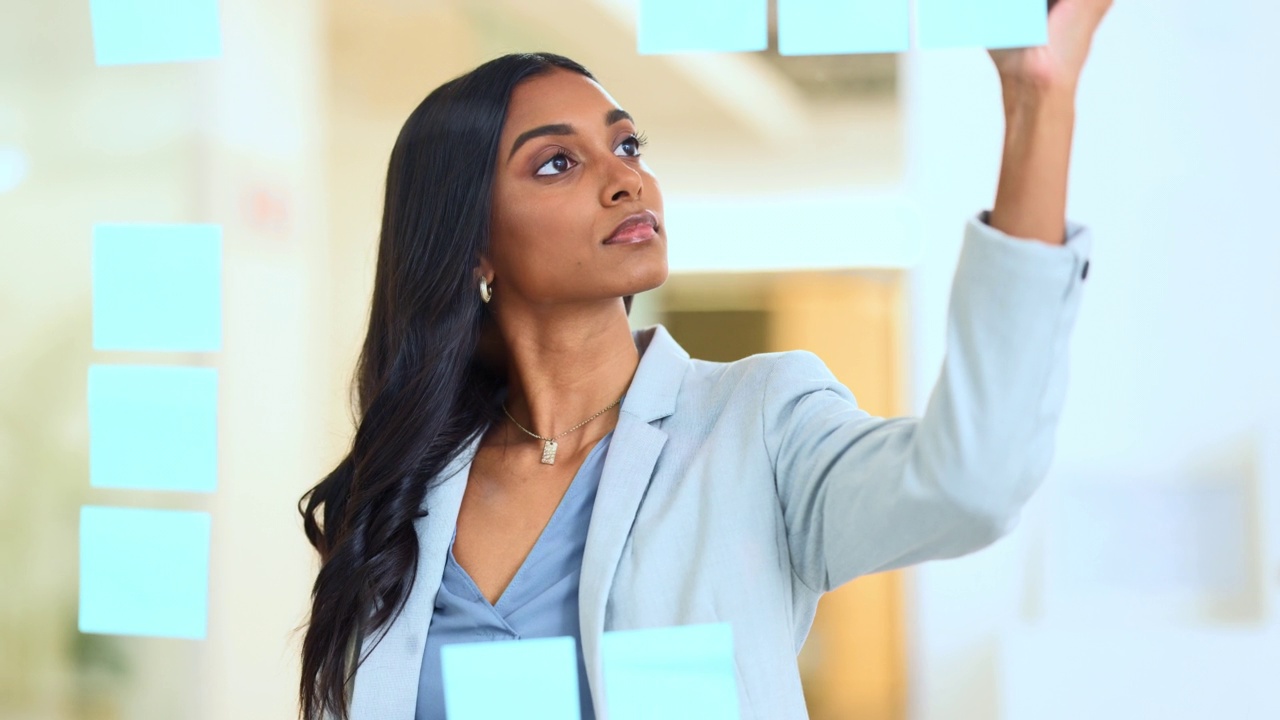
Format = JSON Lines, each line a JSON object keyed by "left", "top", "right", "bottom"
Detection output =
{"left": 298, "top": 2, "right": 1110, "bottom": 718}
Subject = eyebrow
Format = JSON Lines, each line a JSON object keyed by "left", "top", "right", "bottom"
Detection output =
{"left": 507, "top": 108, "right": 634, "bottom": 163}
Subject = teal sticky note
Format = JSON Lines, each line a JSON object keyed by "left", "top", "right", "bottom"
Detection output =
{"left": 89, "top": 364, "right": 218, "bottom": 493}
{"left": 778, "top": 0, "right": 910, "bottom": 55}
{"left": 601, "top": 623, "right": 739, "bottom": 720}
{"left": 79, "top": 506, "right": 211, "bottom": 639}
{"left": 917, "top": 0, "right": 1048, "bottom": 50}
{"left": 638, "top": 0, "right": 768, "bottom": 54}
{"left": 90, "top": 0, "right": 223, "bottom": 66}
{"left": 92, "top": 223, "right": 222, "bottom": 352}
{"left": 441, "top": 636, "right": 581, "bottom": 720}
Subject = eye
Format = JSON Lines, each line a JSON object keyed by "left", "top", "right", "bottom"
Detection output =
{"left": 616, "top": 131, "right": 649, "bottom": 158}
{"left": 535, "top": 151, "right": 576, "bottom": 177}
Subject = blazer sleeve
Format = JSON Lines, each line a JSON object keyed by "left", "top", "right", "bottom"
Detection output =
{"left": 762, "top": 210, "right": 1093, "bottom": 593}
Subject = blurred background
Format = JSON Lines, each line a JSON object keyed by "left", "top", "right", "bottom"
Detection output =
{"left": 2, "top": 0, "right": 1279, "bottom": 718}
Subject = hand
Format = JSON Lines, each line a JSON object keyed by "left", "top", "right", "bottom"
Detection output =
{"left": 988, "top": 0, "right": 1114, "bottom": 97}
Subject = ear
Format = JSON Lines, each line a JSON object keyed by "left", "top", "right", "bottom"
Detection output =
{"left": 474, "top": 253, "right": 495, "bottom": 283}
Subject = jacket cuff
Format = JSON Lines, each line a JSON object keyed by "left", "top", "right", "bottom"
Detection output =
{"left": 973, "top": 209, "right": 1093, "bottom": 286}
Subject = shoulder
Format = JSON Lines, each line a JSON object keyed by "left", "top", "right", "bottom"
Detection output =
{"left": 676, "top": 349, "right": 844, "bottom": 412}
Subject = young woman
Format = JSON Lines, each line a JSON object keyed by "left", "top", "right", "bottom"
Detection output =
{"left": 298, "top": 2, "right": 1111, "bottom": 718}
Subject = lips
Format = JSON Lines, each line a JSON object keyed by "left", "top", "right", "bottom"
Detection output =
{"left": 604, "top": 210, "right": 659, "bottom": 244}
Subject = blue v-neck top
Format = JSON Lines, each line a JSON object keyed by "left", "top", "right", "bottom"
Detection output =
{"left": 415, "top": 430, "right": 614, "bottom": 720}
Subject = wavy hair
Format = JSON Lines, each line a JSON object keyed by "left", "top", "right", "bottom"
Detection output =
{"left": 295, "top": 52, "right": 633, "bottom": 720}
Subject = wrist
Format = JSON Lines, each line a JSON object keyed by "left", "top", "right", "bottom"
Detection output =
{"left": 1001, "top": 80, "right": 1076, "bottom": 120}
{"left": 1002, "top": 90, "right": 1076, "bottom": 149}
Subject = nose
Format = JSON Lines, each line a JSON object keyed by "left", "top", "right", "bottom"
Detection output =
{"left": 601, "top": 155, "right": 643, "bottom": 205}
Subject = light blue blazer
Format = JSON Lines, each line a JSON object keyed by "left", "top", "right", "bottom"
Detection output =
{"left": 346, "top": 211, "right": 1093, "bottom": 719}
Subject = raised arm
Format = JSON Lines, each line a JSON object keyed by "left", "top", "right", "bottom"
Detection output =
{"left": 987, "top": 0, "right": 1114, "bottom": 244}
{"left": 764, "top": 212, "right": 1091, "bottom": 594}
{"left": 764, "top": 0, "right": 1112, "bottom": 595}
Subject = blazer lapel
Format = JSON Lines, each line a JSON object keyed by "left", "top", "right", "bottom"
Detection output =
{"left": 348, "top": 431, "right": 481, "bottom": 720}
{"left": 579, "top": 324, "right": 691, "bottom": 720}
{"left": 348, "top": 323, "right": 692, "bottom": 720}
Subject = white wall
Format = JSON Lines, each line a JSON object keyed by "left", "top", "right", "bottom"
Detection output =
{"left": 900, "top": 2, "right": 1280, "bottom": 718}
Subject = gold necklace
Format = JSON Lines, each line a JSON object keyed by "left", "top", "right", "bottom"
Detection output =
{"left": 502, "top": 393, "right": 624, "bottom": 465}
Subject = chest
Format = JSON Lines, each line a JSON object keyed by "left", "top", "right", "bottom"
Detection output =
{"left": 450, "top": 444, "right": 584, "bottom": 604}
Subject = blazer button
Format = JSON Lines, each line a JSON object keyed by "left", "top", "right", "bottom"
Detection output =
{"left": 1081, "top": 260, "right": 1090, "bottom": 280}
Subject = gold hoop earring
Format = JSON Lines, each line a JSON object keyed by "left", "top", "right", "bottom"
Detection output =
{"left": 479, "top": 277, "right": 492, "bottom": 304}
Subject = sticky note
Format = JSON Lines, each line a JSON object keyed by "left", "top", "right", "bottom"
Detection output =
{"left": 638, "top": 0, "right": 768, "bottom": 54}
{"left": 92, "top": 223, "right": 222, "bottom": 352}
{"left": 89, "top": 364, "right": 218, "bottom": 493}
{"left": 916, "top": 0, "right": 1048, "bottom": 50}
{"left": 441, "top": 636, "right": 581, "bottom": 720}
{"left": 601, "top": 622, "right": 740, "bottom": 720}
{"left": 89, "top": 0, "right": 223, "bottom": 66}
{"left": 778, "top": 0, "right": 910, "bottom": 55}
{"left": 79, "top": 506, "right": 212, "bottom": 639}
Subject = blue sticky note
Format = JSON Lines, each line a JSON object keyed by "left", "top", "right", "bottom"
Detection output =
{"left": 79, "top": 506, "right": 211, "bottom": 639}
{"left": 92, "top": 223, "right": 222, "bottom": 352}
{"left": 89, "top": 364, "right": 218, "bottom": 493}
{"left": 638, "top": 0, "right": 768, "bottom": 54}
{"left": 90, "top": 0, "right": 223, "bottom": 66}
{"left": 778, "top": 0, "right": 910, "bottom": 55}
{"left": 441, "top": 636, "right": 581, "bottom": 720}
{"left": 917, "top": 0, "right": 1048, "bottom": 50}
{"left": 601, "top": 623, "right": 739, "bottom": 720}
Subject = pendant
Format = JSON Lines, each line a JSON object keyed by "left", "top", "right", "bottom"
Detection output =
{"left": 541, "top": 439, "right": 558, "bottom": 465}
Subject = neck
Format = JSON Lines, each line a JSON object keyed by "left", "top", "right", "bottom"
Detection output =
{"left": 494, "top": 303, "right": 640, "bottom": 454}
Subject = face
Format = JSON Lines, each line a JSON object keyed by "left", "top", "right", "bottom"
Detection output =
{"left": 482, "top": 68, "right": 668, "bottom": 311}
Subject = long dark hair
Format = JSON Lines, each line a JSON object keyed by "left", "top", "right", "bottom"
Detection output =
{"left": 295, "top": 52, "right": 633, "bottom": 720}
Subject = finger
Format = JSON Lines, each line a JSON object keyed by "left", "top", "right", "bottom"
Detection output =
{"left": 1050, "top": 0, "right": 1112, "bottom": 22}
{"left": 1053, "top": 0, "right": 1113, "bottom": 36}
{"left": 1086, "top": 0, "right": 1115, "bottom": 23}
